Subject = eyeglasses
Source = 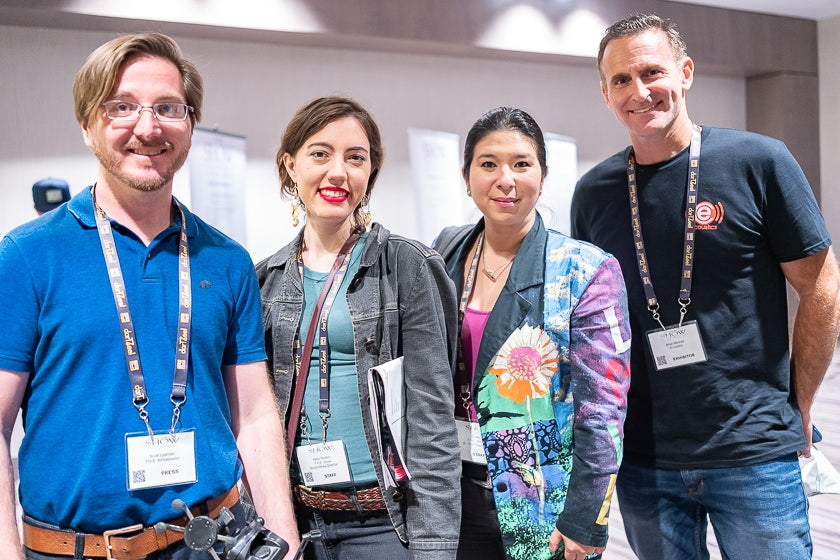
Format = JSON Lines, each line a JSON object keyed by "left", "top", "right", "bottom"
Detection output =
{"left": 103, "top": 100, "right": 194, "bottom": 122}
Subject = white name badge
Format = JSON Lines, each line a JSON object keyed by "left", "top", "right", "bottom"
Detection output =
{"left": 646, "top": 320, "right": 708, "bottom": 371}
{"left": 125, "top": 429, "right": 197, "bottom": 491}
{"left": 455, "top": 419, "right": 487, "bottom": 465}
{"left": 296, "top": 440, "right": 352, "bottom": 487}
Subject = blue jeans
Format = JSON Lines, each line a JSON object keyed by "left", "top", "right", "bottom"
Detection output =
{"left": 295, "top": 505, "right": 408, "bottom": 560}
{"left": 616, "top": 455, "right": 812, "bottom": 560}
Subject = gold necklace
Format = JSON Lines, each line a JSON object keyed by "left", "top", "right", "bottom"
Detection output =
{"left": 481, "top": 250, "right": 514, "bottom": 282}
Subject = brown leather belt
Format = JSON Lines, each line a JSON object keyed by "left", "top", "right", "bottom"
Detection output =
{"left": 295, "top": 483, "right": 386, "bottom": 512}
{"left": 22, "top": 485, "right": 240, "bottom": 560}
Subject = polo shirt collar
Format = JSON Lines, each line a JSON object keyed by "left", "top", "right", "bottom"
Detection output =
{"left": 69, "top": 185, "right": 197, "bottom": 238}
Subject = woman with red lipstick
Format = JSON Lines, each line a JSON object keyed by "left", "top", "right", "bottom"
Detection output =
{"left": 256, "top": 96, "right": 461, "bottom": 560}
{"left": 434, "top": 107, "right": 631, "bottom": 560}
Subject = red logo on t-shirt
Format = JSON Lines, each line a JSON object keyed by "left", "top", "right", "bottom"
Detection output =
{"left": 696, "top": 201, "right": 724, "bottom": 230}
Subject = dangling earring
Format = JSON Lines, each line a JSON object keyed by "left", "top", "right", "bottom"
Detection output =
{"left": 290, "top": 184, "right": 302, "bottom": 228}
{"left": 358, "top": 194, "right": 372, "bottom": 231}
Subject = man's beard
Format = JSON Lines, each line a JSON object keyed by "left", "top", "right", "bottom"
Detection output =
{"left": 92, "top": 139, "right": 187, "bottom": 193}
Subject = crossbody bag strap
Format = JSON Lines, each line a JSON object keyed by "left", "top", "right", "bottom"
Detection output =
{"left": 286, "top": 233, "right": 360, "bottom": 456}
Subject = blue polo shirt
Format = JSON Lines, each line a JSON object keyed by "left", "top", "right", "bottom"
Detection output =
{"left": 0, "top": 186, "right": 266, "bottom": 532}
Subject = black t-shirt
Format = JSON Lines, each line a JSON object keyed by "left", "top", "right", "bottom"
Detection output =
{"left": 571, "top": 126, "right": 831, "bottom": 468}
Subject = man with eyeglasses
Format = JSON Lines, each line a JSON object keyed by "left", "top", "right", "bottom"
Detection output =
{"left": 0, "top": 33, "right": 299, "bottom": 559}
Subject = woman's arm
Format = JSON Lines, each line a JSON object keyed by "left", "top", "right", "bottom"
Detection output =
{"left": 553, "top": 256, "right": 631, "bottom": 549}
{"left": 397, "top": 248, "right": 462, "bottom": 560}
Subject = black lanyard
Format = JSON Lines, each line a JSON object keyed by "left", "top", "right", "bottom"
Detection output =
{"left": 454, "top": 230, "right": 485, "bottom": 421}
{"left": 627, "top": 123, "right": 702, "bottom": 329}
{"left": 293, "top": 232, "right": 360, "bottom": 443}
{"left": 94, "top": 197, "right": 191, "bottom": 436}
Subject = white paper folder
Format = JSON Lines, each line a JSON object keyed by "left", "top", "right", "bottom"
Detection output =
{"left": 367, "top": 356, "right": 412, "bottom": 487}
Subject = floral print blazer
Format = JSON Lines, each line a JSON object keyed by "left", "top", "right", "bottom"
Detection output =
{"left": 434, "top": 215, "right": 631, "bottom": 560}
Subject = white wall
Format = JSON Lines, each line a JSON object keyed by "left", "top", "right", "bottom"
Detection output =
{"left": 819, "top": 15, "right": 840, "bottom": 246}
{"left": 0, "top": 24, "right": 746, "bottom": 262}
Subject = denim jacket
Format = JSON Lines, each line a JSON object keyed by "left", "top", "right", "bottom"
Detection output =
{"left": 256, "top": 223, "right": 461, "bottom": 559}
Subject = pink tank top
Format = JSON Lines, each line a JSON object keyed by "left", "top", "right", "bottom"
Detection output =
{"left": 458, "top": 307, "right": 491, "bottom": 421}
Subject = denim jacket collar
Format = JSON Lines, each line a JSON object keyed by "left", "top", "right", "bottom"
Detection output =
{"left": 262, "top": 222, "right": 389, "bottom": 273}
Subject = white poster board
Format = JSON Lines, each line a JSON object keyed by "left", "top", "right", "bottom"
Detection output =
{"left": 540, "top": 133, "right": 577, "bottom": 235}
{"left": 407, "top": 128, "right": 468, "bottom": 245}
{"left": 184, "top": 128, "right": 248, "bottom": 247}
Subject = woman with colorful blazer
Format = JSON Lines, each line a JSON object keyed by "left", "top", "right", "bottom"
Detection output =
{"left": 433, "top": 107, "right": 631, "bottom": 560}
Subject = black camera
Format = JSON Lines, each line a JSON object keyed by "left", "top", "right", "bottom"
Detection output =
{"left": 155, "top": 499, "right": 288, "bottom": 560}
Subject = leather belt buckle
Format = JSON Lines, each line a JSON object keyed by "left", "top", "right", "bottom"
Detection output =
{"left": 103, "top": 523, "right": 143, "bottom": 560}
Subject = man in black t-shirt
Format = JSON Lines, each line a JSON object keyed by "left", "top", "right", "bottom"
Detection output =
{"left": 571, "top": 13, "right": 840, "bottom": 560}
